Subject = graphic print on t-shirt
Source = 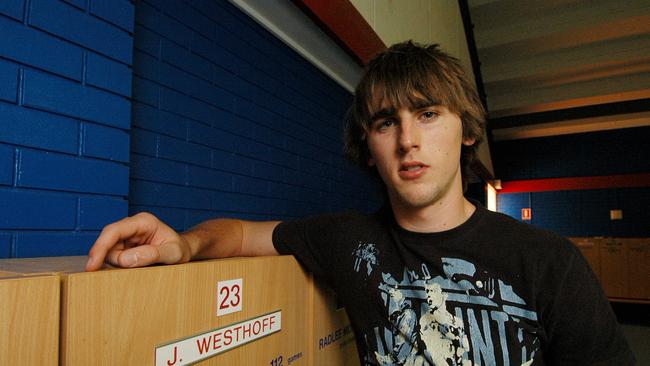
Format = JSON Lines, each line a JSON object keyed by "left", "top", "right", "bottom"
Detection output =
{"left": 358, "top": 257, "right": 540, "bottom": 366}
{"left": 353, "top": 242, "right": 379, "bottom": 276}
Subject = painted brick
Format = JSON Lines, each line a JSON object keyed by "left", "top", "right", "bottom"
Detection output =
{"left": 212, "top": 149, "right": 253, "bottom": 176}
{"left": 157, "top": 135, "right": 211, "bottom": 168}
{"left": 0, "top": 17, "right": 82, "bottom": 81}
{"left": 267, "top": 181, "right": 296, "bottom": 200}
{"left": 79, "top": 196, "right": 128, "bottom": 229}
{"left": 189, "top": 31, "right": 216, "bottom": 61}
{"left": 132, "top": 102, "right": 187, "bottom": 139}
{"left": 154, "top": 0, "right": 215, "bottom": 41}
{"left": 0, "top": 188, "right": 77, "bottom": 229}
{"left": 135, "top": 1, "right": 192, "bottom": 47}
{"left": 0, "top": 0, "right": 24, "bottom": 22}
{"left": 187, "top": 165, "right": 232, "bottom": 192}
{"left": 133, "top": 24, "right": 161, "bottom": 57}
{"left": 0, "top": 233, "right": 10, "bottom": 258}
{"left": 131, "top": 154, "right": 187, "bottom": 186}
{"left": 194, "top": 81, "right": 233, "bottom": 112}
{"left": 30, "top": 0, "right": 133, "bottom": 64}
{"left": 251, "top": 160, "right": 285, "bottom": 183}
{"left": 212, "top": 65, "right": 250, "bottom": 98}
{"left": 157, "top": 62, "right": 231, "bottom": 111}
{"left": 0, "top": 102, "right": 79, "bottom": 155}
{"left": 62, "top": 0, "right": 86, "bottom": 10}
{"left": 160, "top": 87, "right": 225, "bottom": 124}
{"left": 17, "top": 149, "right": 129, "bottom": 196}
{"left": 130, "top": 128, "right": 158, "bottom": 157}
{"left": 130, "top": 180, "right": 212, "bottom": 210}
{"left": 0, "top": 145, "right": 14, "bottom": 186}
{"left": 252, "top": 124, "right": 286, "bottom": 151}
{"left": 233, "top": 175, "right": 270, "bottom": 196}
{"left": 129, "top": 205, "right": 186, "bottom": 231}
{"left": 160, "top": 39, "right": 212, "bottom": 80}
{"left": 253, "top": 89, "right": 287, "bottom": 118}
{"left": 207, "top": 37, "right": 243, "bottom": 76}
{"left": 132, "top": 75, "right": 159, "bottom": 107}
{"left": 298, "top": 157, "right": 338, "bottom": 180}
{"left": 235, "top": 135, "right": 269, "bottom": 160}
{"left": 90, "top": 0, "right": 134, "bottom": 33}
{"left": 83, "top": 123, "right": 130, "bottom": 162}
{"left": 187, "top": 121, "right": 235, "bottom": 152}
{"left": 0, "top": 58, "right": 18, "bottom": 103}
{"left": 212, "top": 190, "right": 253, "bottom": 213}
{"left": 14, "top": 232, "right": 99, "bottom": 257}
{"left": 133, "top": 49, "right": 160, "bottom": 82}
{"left": 23, "top": 70, "right": 130, "bottom": 129}
{"left": 86, "top": 52, "right": 132, "bottom": 97}
{"left": 215, "top": 113, "right": 256, "bottom": 138}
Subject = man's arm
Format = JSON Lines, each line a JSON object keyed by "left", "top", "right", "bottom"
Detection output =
{"left": 85, "top": 212, "right": 280, "bottom": 272}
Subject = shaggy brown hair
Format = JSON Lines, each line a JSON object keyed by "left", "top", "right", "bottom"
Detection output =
{"left": 344, "top": 41, "right": 485, "bottom": 190}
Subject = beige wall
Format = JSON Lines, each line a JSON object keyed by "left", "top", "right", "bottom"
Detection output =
{"left": 350, "top": 0, "right": 494, "bottom": 177}
{"left": 350, "top": 0, "right": 475, "bottom": 84}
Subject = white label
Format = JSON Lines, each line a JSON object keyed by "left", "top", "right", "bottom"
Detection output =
{"left": 155, "top": 311, "right": 281, "bottom": 366}
{"left": 217, "top": 278, "right": 243, "bottom": 316}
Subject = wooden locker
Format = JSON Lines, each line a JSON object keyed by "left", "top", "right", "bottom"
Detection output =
{"left": 599, "top": 238, "right": 628, "bottom": 298}
{"left": 569, "top": 237, "right": 601, "bottom": 280}
{"left": 312, "top": 281, "right": 359, "bottom": 366}
{"left": 1, "top": 256, "right": 313, "bottom": 366}
{"left": 60, "top": 256, "right": 311, "bottom": 366}
{"left": 626, "top": 238, "right": 650, "bottom": 300}
{"left": 0, "top": 272, "right": 59, "bottom": 366}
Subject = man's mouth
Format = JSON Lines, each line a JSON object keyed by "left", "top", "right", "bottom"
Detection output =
{"left": 400, "top": 162, "right": 428, "bottom": 171}
{"left": 398, "top": 162, "right": 429, "bottom": 179}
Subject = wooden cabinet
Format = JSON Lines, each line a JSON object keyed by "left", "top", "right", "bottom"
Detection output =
{"left": 570, "top": 237, "right": 650, "bottom": 303}
{"left": 0, "top": 256, "right": 358, "bottom": 366}
{"left": 570, "top": 237, "right": 601, "bottom": 279}
{"left": 626, "top": 238, "right": 650, "bottom": 300}
{"left": 0, "top": 273, "right": 59, "bottom": 366}
{"left": 599, "top": 238, "right": 628, "bottom": 298}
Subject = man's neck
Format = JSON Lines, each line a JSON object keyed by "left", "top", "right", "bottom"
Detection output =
{"left": 390, "top": 193, "right": 476, "bottom": 233}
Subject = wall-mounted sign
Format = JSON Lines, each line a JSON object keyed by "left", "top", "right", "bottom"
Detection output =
{"left": 521, "top": 208, "right": 532, "bottom": 221}
{"left": 217, "top": 279, "right": 242, "bottom": 316}
{"left": 155, "top": 311, "right": 282, "bottom": 366}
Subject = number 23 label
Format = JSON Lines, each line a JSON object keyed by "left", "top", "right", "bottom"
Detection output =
{"left": 217, "top": 279, "right": 242, "bottom": 316}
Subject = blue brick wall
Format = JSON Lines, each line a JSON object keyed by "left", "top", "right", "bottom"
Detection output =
{"left": 0, "top": 1, "right": 133, "bottom": 258}
{"left": 129, "top": 0, "right": 382, "bottom": 231}
{"left": 497, "top": 188, "right": 650, "bottom": 237}
{"left": 494, "top": 126, "right": 650, "bottom": 237}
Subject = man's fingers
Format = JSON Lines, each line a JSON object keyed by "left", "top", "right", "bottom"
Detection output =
{"left": 86, "top": 213, "right": 157, "bottom": 271}
{"left": 104, "top": 241, "right": 187, "bottom": 269}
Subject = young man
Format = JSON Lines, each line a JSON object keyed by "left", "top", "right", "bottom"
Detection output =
{"left": 86, "top": 42, "right": 634, "bottom": 365}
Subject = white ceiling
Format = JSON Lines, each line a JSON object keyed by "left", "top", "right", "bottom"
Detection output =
{"left": 468, "top": 0, "right": 650, "bottom": 139}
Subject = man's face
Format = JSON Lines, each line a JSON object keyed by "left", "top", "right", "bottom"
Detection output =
{"left": 366, "top": 102, "right": 474, "bottom": 211}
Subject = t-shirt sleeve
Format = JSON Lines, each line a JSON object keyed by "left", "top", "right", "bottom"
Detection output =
{"left": 540, "top": 244, "right": 635, "bottom": 365}
{"left": 272, "top": 213, "right": 350, "bottom": 280}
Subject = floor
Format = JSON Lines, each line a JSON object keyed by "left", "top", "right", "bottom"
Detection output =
{"left": 611, "top": 302, "right": 650, "bottom": 364}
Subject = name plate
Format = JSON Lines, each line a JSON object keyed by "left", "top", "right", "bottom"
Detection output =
{"left": 155, "top": 311, "right": 282, "bottom": 365}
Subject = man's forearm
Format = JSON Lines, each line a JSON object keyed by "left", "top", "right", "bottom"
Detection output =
{"left": 182, "top": 219, "right": 244, "bottom": 260}
{"left": 181, "top": 219, "right": 280, "bottom": 260}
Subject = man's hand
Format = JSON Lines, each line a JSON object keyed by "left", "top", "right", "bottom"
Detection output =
{"left": 85, "top": 212, "right": 191, "bottom": 271}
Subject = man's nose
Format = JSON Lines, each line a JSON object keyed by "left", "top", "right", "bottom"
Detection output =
{"left": 398, "top": 119, "right": 420, "bottom": 153}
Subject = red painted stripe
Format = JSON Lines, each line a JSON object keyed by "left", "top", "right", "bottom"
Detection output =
{"left": 499, "top": 174, "right": 650, "bottom": 193}
{"left": 293, "top": 0, "right": 386, "bottom": 65}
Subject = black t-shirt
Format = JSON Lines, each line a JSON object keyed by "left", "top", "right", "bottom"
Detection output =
{"left": 273, "top": 204, "right": 635, "bottom": 365}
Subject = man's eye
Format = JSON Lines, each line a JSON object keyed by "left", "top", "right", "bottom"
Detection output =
{"left": 376, "top": 119, "right": 396, "bottom": 130}
{"left": 421, "top": 111, "right": 438, "bottom": 120}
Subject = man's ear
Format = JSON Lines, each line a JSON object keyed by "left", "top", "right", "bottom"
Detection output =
{"left": 462, "top": 137, "right": 476, "bottom": 146}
